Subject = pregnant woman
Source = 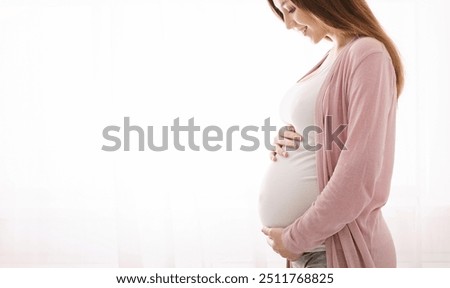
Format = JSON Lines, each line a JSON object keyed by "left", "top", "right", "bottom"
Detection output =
{"left": 259, "top": 0, "right": 404, "bottom": 268}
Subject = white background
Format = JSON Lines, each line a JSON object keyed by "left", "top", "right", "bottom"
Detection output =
{"left": 0, "top": 0, "right": 449, "bottom": 267}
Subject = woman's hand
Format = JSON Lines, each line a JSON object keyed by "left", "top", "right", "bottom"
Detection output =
{"left": 261, "top": 226, "right": 302, "bottom": 261}
{"left": 270, "top": 125, "right": 303, "bottom": 161}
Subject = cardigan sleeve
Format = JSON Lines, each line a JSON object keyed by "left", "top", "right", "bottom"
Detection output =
{"left": 281, "top": 50, "right": 397, "bottom": 255}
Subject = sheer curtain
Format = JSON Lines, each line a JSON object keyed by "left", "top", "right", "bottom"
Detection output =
{"left": 0, "top": 0, "right": 448, "bottom": 267}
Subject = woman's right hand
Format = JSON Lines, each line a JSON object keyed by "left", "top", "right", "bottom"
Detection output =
{"left": 270, "top": 125, "right": 303, "bottom": 161}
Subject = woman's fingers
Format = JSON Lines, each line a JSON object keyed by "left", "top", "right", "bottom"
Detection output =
{"left": 275, "top": 138, "right": 300, "bottom": 151}
{"left": 270, "top": 150, "right": 277, "bottom": 161}
{"left": 283, "top": 130, "right": 303, "bottom": 142}
{"left": 270, "top": 143, "right": 287, "bottom": 160}
{"left": 270, "top": 127, "right": 303, "bottom": 160}
{"left": 270, "top": 136, "right": 279, "bottom": 161}
{"left": 275, "top": 143, "right": 287, "bottom": 157}
{"left": 261, "top": 226, "right": 271, "bottom": 236}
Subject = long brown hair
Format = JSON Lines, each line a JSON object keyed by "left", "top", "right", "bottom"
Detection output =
{"left": 267, "top": 0, "right": 404, "bottom": 98}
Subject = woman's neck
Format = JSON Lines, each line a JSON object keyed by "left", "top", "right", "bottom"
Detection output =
{"left": 327, "top": 31, "right": 355, "bottom": 60}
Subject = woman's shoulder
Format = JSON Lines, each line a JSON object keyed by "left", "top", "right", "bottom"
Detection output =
{"left": 345, "top": 36, "right": 390, "bottom": 62}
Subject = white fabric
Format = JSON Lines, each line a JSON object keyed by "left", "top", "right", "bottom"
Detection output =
{"left": 258, "top": 52, "right": 335, "bottom": 253}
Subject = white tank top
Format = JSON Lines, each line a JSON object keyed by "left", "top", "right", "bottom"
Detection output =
{"left": 259, "top": 52, "right": 335, "bottom": 253}
{"left": 279, "top": 52, "right": 335, "bottom": 136}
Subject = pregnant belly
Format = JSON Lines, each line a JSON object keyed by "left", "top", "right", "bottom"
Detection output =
{"left": 258, "top": 152, "right": 319, "bottom": 228}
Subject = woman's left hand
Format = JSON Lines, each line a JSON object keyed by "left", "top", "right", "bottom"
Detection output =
{"left": 261, "top": 227, "right": 302, "bottom": 261}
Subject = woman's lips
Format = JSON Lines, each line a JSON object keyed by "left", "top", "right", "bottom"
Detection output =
{"left": 295, "top": 26, "right": 308, "bottom": 36}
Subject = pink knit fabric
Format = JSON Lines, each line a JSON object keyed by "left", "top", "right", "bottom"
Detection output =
{"left": 281, "top": 37, "right": 398, "bottom": 268}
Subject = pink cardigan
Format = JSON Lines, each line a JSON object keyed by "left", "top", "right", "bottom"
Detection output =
{"left": 281, "top": 37, "right": 398, "bottom": 268}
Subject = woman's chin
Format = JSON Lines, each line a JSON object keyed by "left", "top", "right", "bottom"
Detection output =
{"left": 309, "top": 36, "right": 324, "bottom": 44}
{"left": 309, "top": 37, "right": 320, "bottom": 44}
